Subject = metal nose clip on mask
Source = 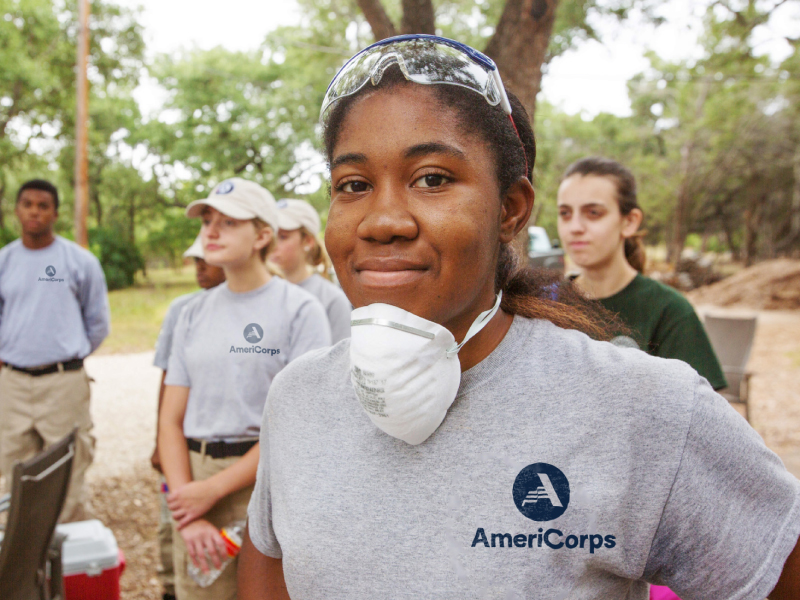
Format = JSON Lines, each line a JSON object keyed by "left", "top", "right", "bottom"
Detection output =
{"left": 349, "top": 292, "right": 503, "bottom": 445}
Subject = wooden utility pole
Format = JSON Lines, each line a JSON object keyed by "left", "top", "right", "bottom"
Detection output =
{"left": 74, "top": 0, "right": 90, "bottom": 247}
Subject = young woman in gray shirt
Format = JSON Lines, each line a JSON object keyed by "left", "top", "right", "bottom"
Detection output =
{"left": 240, "top": 37, "right": 800, "bottom": 600}
{"left": 158, "top": 178, "right": 330, "bottom": 600}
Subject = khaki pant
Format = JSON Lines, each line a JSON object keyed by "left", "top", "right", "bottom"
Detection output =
{"left": 0, "top": 366, "right": 95, "bottom": 523}
{"left": 172, "top": 451, "right": 254, "bottom": 600}
{"left": 159, "top": 477, "right": 176, "bottom": 596}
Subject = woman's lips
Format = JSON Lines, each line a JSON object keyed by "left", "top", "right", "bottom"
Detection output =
{"left": 354, "top": 258, "right": 428, "bottom": 287}
{"left": 357, "top": 269, "right": 426, "bottom": 286}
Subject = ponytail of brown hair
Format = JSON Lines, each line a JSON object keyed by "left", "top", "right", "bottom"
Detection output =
{"left": 495, "top": 243, "right": 620, "bottom": 341}
{"left": 300, "top": 228, "right": 334, "bottom": 281}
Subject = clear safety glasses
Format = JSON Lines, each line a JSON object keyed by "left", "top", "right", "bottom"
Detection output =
{"left": 320, "top": 34, "right": 514, "bottom": 125}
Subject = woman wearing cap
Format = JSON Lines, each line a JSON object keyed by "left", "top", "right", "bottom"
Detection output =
{"left": 269, "top": 199, "right": 351, "bottom": 343}
{"left": 158, "top": 177, "right": 331, "bottom": 600}
{"left": 239, "top": 37, "right": 800, "bottom": 600}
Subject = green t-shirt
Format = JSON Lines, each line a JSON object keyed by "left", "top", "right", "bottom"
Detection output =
{"left": 597, "top": 274, "right": 727, "bottom": 391}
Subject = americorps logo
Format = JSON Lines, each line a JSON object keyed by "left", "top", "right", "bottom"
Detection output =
{"left": 244, "top": 323, "right": 264, "bottom": 343}
{"left": 229, "top": 323, "right": 280, "bottom": 356}
{"left": 39, "top": 265, "right": 64, "bottom": 283}
{"left": 513, "top": 463, "right": 570, "bottom": 521}
{"left": 470, "top": 462, "right": 617, "bottom": 554}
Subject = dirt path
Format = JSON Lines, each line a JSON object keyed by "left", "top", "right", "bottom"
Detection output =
{"left": 84, "top": 352, "right": 163, "bottom": 600}
{"left": 81, "top": 310, "right": 800, "bottom": 599}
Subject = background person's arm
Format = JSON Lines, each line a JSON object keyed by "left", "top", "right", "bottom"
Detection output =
{"left": 151, "top": 370, "right": 168, "bottom": 472}
{"left": 238, "top": 527, "right": 290, "bottom": 600}
{"left": 158, "top": 384, "right": 193, "bottom": 492}
{"left": 771, "top": 537, "right": 800, "bottom": 599}
{"left": 79, "top": 254, "right": 111, "bottom": 353}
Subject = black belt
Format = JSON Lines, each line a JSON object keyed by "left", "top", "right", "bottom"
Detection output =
{"left": 187, "top": 438, "right": 257, "bottom": 459}
{"left": 8, "top": 358, "right": 84, "bottom": 377}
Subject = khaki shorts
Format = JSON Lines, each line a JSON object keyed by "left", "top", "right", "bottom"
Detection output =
{"left": 0, "top": 366, "right": 95, "bottom": 523}
{"left": 172, "top": 450, "right": 255, "bottom": 600}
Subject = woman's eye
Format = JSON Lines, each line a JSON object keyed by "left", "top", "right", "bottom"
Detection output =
{"left": 225, "top": 219, "right": 236, "bottom": 227}
{"left": 414, "top": 174, "right": 448, "bottom": 188}
{"left": 341, "top": 181, "right": 370, "bottom": 193}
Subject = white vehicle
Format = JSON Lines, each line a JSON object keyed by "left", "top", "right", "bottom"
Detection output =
{"left": 527, "top": 226, "right": 565, "bottom": 272}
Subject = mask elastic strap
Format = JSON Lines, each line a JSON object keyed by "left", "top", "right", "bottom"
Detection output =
{"left": 446, "top": 291, "right": 503, "bottom": 358}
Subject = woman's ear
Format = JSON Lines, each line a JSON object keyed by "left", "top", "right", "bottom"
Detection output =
{"left": 621, "top": 208, "right": 643, "bottom": 239}
{"left": 254, "top": 226, "right": 274, "bottom": 253}
{"left": 499, "top": 177, "right": 535, "bottom": 244}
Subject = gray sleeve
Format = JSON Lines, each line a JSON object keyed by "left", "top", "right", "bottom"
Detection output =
{"left": 287, "top": 299, "right": 332, "bottom": 363}
{"left": 164, "top": 309, "right": 191, "bottom": 387}
{"left": 247, "top": 387, "right": 283, "bottom": 558}
{"left": 327, "top": 292, "right": 352, "bottom": 343}
{"left": 80, "top": 255, "right": 110, "bottom": 353}
{"left": 153, "top": 301, "right": 182, "bottom": 370}
{"left": 644, "top": 378, "right": 800, "bottom": 599}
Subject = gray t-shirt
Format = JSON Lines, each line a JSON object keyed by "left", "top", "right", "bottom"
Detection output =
{"left": 248, "top": 316, "right": 800, "bottom": 600}
{"left": 165, "top": 277, "right": 331, "bottom": 441}
{"left": 0, "top": 236, "right": 110, "bottom": 367}
{"left": 153, "top": 290, "right": 201, "bottom": 370}
{"left": 297, "top": 274, "right": 351, "bottom": 343}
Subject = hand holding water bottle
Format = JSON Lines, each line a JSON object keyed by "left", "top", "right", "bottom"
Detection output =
{"left": 180, "top": 519, "right": 228, "bottom": 577}
{"left": 187, "top": 520, "right": 245, "bottom": 588}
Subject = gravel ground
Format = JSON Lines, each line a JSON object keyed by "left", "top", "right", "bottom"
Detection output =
{"left": 81, "top": 310, "right": 800, "bottom": 599}
{"left": 84, "top": 352, "right": 163, "bottom": 600}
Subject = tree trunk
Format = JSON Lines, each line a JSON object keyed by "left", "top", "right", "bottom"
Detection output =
{"left": 776, "top": 141, "right": 800, "bottom": 254}
{"left": 483, "top": 0, "right": 558, "bottom": 120}
{"left": 356, "top": 0, "right": 397, "bottom": 41}
{"left": 401, "top": 0, "right": 435, "bottom": 34}
{"left": 91, "top": 189, "right": 103, "bottom": 227}
{"left": 667, "top": 79, "right": 711, "bottom": 265}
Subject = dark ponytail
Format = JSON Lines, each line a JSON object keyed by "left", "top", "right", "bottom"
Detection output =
{"left": 323, "top": 65, "right": 619, "bottom": 340}
{"left": 562, "top": 157, "right": 646, "bottom": 273}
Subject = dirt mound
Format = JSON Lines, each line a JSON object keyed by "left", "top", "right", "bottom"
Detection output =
{"left": 687, "top": 259, "right": 800, "bottom": 310}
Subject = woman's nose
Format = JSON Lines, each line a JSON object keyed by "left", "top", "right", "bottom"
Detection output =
{"left": 356, "top": 186, "right": 419, "bottom": 244}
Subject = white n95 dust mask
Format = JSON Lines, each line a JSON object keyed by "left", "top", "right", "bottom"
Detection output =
{"left": 349, "top": 292, "right": 503, "bottom": 445}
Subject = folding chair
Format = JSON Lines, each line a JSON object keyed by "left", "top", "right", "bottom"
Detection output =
{"left": 703, "top": 314, "right": 757, "bottom": 421}
{"left": 0, "top": 430, "right": 76, "bottom": 600}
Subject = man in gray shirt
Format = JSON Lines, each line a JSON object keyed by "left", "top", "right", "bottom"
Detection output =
{"left": 0, "top": 179, "right": 110, "bottom": 522}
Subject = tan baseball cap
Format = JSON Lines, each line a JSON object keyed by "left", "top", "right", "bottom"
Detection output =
{"left": 183, "top": 234, "right": 204, "bottom": 259}
{"left": 276, "top": 199, "right": 321, "bottom": 234}
{"left": 186, "top": 178, "right": 279, "bottom": 231}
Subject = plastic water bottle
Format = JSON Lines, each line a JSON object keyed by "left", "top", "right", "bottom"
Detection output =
{"left": 187, "top": 520, "right": 245, "bottom": 588}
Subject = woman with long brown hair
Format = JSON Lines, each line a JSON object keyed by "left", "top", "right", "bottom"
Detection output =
{"left": 556, "top": 157, "right": 726, "bottom": 390}
{"left": 239, "top": 36, "right": 800, "bottom": 600}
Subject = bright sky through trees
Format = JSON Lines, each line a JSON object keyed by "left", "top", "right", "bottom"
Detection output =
{"left": 118, "top": 0, "right": 798, "bottom": 119}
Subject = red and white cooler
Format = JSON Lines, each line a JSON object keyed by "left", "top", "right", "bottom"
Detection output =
{"left": 56, "top": 520, "right": 126, "bottom": 600}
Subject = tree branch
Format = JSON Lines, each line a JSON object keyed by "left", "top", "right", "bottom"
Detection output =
{"left": 355, "top": 0, "right": 397, "bottom": 41}
{"left": 401, "top": 0, "right": 435, "bottom": 35}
